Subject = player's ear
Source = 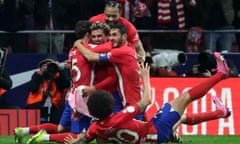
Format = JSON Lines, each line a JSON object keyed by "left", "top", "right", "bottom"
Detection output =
{"left": 122, "top": 33, "right": 128, "bottom": 41}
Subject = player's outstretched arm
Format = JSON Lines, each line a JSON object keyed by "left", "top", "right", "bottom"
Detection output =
{"left": 74, "top": 39, "right": 99, "bottom": 61}
{"left": 64, "top": 133, "right": 87, "bottom": 144}
{"left": 138, "top": 63, "right": 151, "bottom": 111}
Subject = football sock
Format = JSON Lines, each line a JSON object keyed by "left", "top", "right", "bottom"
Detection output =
{"left": 30, "top": 123, "right": 58, "bottom": 134}
{"left": 21, "top": 128, "right": 30, "bottom": 135}
{"left": 184, "top": 110, "right": 224, "bottom": 125}
{"left": 188, "top": 72, "right": 225, "bottom": 101}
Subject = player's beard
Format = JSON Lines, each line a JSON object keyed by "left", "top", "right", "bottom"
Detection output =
{"left": 106, "top": 20, "right": 118, "bottom": 26}
{"left": 113, "top": 38, "right": 123, "bottom": 48}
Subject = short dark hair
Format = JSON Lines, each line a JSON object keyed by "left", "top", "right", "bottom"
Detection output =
{"left": 110, "top": 23, "right": 128, "bottom": 35}
{"left": 75, "top": 20, "right": 91, "bottom": 39}
{"left": 105, "top": 0, "right": 121, "bottom": 10}
{"left": 87, "top": 90, "right": 115, "bottom": 120}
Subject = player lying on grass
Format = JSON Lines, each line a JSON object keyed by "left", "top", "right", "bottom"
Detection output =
{"left": 62, "top": 52, "right": 229, "bottom": 144}
{"left": 14, "top": 94, "right": 230, "bottom": 144}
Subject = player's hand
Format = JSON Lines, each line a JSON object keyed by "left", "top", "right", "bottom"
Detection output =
{"left": 139, "top": 63, "right": 150, "bottom": 79}
{"left": 137, "top": 54, "right": 145, "bottom": 64}
{"left": 64, "top": 135, "right": 77, "bottom": 144}
{"left": 64, "top": 59, "right": 72, "bottom": 69}
{"left": 83, "top": 86, "right": 96, "bottom": 96}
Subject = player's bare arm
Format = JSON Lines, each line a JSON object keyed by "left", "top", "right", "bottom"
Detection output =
{"left": 135, "top": 40, "right": 146, "bottom": 63}
{"left": 74, "top": 40, "right": 99, "bottom": 61}
{"left": 64, "top": 133, "right": 87, "bottom": 144}
{"left": 138, "top": 63, "right": 151, "bottom": 111}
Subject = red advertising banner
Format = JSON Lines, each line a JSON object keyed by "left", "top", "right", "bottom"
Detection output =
{"left": 0, "top": 109, "right": 40, "bottom": 135}
{"left": 145, "top": 78, "right": 240, "bottom": 135}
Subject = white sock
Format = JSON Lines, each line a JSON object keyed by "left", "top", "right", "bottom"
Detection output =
{"left": 22, "top": 128, "right": 30, "bottom": 135}
{"left": 43, "top": 134, "right": 50, "bottom": 141}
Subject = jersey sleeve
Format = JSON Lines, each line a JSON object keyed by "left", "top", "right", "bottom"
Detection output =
{"left": 108, "top": 46, "right": 133, "bottom": 63}
{"left": 85, "top": 123, "right": 98, "bottom": 141}
{"left": 89, "top": 14, "right": 105, "bottom": 23}
{"left": 92, "top": 41, "right": 112, "bottom": 53}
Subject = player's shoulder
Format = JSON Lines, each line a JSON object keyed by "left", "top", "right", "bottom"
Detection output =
{"left": 119, "top": 17, "right": 135, "bottom": 27}
{"left": 89, "top": 14, "right": 105, "bottom": 22}
{"left": 68, "top": 47, "right": 79, "bottom": 56}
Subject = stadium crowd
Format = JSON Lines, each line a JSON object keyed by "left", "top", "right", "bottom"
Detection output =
{"left": 0, "top": 0, "right": 239, "bottom": 54}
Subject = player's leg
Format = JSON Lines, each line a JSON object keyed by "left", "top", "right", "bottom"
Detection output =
{"left": 57, "top": 100, "right": 73, "bottom": 132}
{"left": 26, "top": 115, "right": 91, "bottom": 143}
{"left": 170, "top": 95, "right": 231, "bottom": 142}
{"left": 14, "top": 123, "right": 58, "bottom": 144}
{"left": 173, "top": 95, "right": 230, "bottom": 129}
{"left": 15, "top": 100, "right": 71, "bottom": 144}
{"left": 170, "top": 52, "right": 229, "bottom": 117}
{"left": 26, "top": 130, "right": 77, "bottom": 144}
{"left": 152, "top": 52, "right": 229, "bottom": 143}
{"left": 183, "top": 96, "right": 231, "bottom": 125}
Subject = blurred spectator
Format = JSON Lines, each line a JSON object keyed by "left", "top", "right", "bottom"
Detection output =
{"left": 0, "top": 66, "right": 13, "bottom": 108}
{"left": 155, "top": 0, "right": 186, "bottom": 29}
{"left": 133, "top": 0, "right": 153, "bottom": 53}
{"left": 233, "top": 0, "right": 240, "bottom": 51}
{"left": 25, "top": 57, "right": 71, "bottom": 124}
{"left": 184, "top": 0, "right": 198, "bottom": 28}
{"left": 145, "top": 0, "right": 194, "bottom": 51}
{"left": 63, "top": 0, "right": 106, "bottom": 53}
{"left": 195, "top": 0, "right": 235, "bottom": 53}
{"left": 116, "top": 0, "right": 135, "bottom": 23}
{"left": 185, "top": 26, "right": 203, "bottom": 52}
{"left": 0, "top": 0, "right": 35, "bottom": 53}
{"left": 32, "top": 0, "right": 69, "bottom": 54}
{"left": 0, "top": 48, "right": 13, "bottom": 108}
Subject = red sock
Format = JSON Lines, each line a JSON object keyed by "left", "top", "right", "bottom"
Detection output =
{"left": 29, "top": 123, "right": 58, "bottom": 134}
{"left": 184, "top": 110, "right": 224, "bottom": 125}
{"left": 50, "top": 132, "right": 78, "bottom": 143}
{"left": 188, "top": 72, "right": 225, "bottom": 100}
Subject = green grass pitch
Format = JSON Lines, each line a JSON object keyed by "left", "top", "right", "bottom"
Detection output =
{"left": 0, "top": 135, "right": 240, "bottom": 144}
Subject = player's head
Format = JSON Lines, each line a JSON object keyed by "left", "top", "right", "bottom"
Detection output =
{"left": 109, "top": 23, "right": 128, "bottom": 48}
{"left": 87, "top": 90, "right": 115, "bottom": 120}
{"left": 104, "top": 1, "right": 121, "bottom": 25}
{"left": 90, "top": 22, "right": 110, "bottom": 45}
{"left": 75, "top": 20, "right": 91, "bottom": 39}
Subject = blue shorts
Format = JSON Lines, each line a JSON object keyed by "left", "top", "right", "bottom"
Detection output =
{"left": 71, "top": 115, "right": 92, "bottom": 133}
{"left": 112, "top": 91, "right": 123, "bottom": 114}
{"left": 151, "top": 103, "right": 181, "bottom": 143}
{"left": 59, "top": 101, "right": 72, "bottom": 130}
{"left": 59, "top": 101, "right": 92, "bottom": 133}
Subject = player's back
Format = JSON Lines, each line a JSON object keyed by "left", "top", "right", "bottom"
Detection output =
{"left": 68, "top": 47, "right": 93, "bottom": 86}
{"left": 86, "top": 104, "right": 157, "bottom": 143}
